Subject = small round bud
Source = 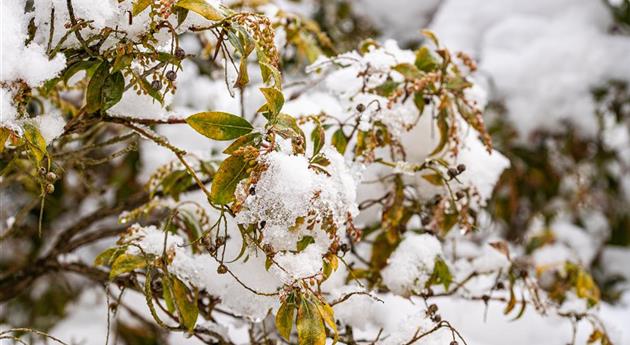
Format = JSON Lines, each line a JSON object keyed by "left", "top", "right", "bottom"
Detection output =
{"left": 151, "top": 80, "right": 162, "bottom": 90}
{"left": 355, "top": 103, "right": 366, "bottom": 112}
{"left": 45, "top": 184, "right": 55, "bottom": 194}
{"left": 45, "top": 172, "right": 57, "bottom": 182}
{"left": 456, "top": 164, "right": 466, "bottom": 173}
{"left": 431, "top": 314, "right": 441, "bottom": 322}
{"left": 495, "top": 282, "right": 505, "bottom": 290}
{"left": 428, "top": 303, "right": 438, "bottom": 314}
{"left": 166, "top": 70, "right": 177, "bottom": 81}
{"left": 217, "top": 264, "right": 228, "bottom": 274}
{"left": 175, "top": 47, "right": 186, "bottom": 59}
{"left": 447, "top": 167, "right": 459, "bottom": 179}
{"left": 340, "top": 243, "right": 349, "bottom": 253}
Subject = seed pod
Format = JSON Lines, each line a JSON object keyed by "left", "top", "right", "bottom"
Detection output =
{"left": 457, "top": 163, "right": 466, "bottom": 173}
{"left": 447, "top": 167, "right": 459, "bottom": 179}
{"left": 217, "top": 264, "right": 228, "bottom": 274}
{"left": 355, "top": 103, "right": 366, "bottom": 112}
{"left": 45, "top": 172, "right": 57, "bottom": 182}
{"left": 431, "top": 314, "right": 441, "bottom": 322}
{"left": 428, "top": 304, "right": 438, "bottom": 314}
{"left": 455, "top": 191, "right": 465, "bottom": 200}
{"left": 151, "top": 80, "right": 162, "bottom": 90}
{"left": 45, "top": 184, "right": 55, "bottom": 194}
{"left": 175, "top": 47, "right": 186, "bottom": 59}
{"left": 166, "top": 70, "right": 177, "bottom": 81}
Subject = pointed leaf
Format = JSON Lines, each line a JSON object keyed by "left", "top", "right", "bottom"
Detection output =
{"left": 109, "top": 253, "right": 146, "bottom": 279}
{"left": 260, "top": 87, "right": 284, "bottom": 117}
{"left": 297, "top": 298, "right": 326, "bottom": 345}
{"left": 276, "top": 301, "right": 296, "bottom": 341}
{"left": 176, "top": 0, "right": 223, "bottom": 21}
{"left": 210, "top": 154, "right": 250, "bottom": 204}
{"left": 186, "top": 111, "right": 253, "bottom": 141}
{"left": 172, "top": 277, "right": 199, "bottom": 332}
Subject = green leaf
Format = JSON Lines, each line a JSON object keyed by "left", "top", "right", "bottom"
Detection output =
{"left": 393, "top": 63, "right": 423, "bottom": 79}
{"left": 186, "top": 111, "right": 254, "bottom": 141}
{"left": 414, "top": 46, "right": 439, "bottom": 72}
{"left": 297, "top": 236, "right": 315, "bottom": 252}
{"left": 109, "top": 253, "right": 146, "bottom": 279}
{"left": 427, "top": 257, "right": 452, "bottom": 291}
{"left": 0, "top": 128, "right": 10, "bottom": 153}
{"left": 94, "top": 246, "right": 127, "bottom": 266}
{"left": 310, "top": 122, "right": 325, "bottom": 156}
{"left": 276, "top": 300, "right": 296, "bottom": 341}
{"left": 210, "top": 154, "right": 250, "bottom": 205}
{"left": 86, "top": 61, "right": 111, "bottom": 113}
{"left": 260, "top": 87, "right": 284, "bottom": 118}
{"left": 162, "top": 278, "right": 176, "bottom": 313}
{"left": 175, "top": 0, "right": 223, "bottom": 21}
{"left": 172, "top": 276, "right": 199, "bottom": 332}
{"left": 260, "top": 62, "right": 282, "bottom": 87}
{"left": 112, "top": 55, "right": 133, "bottom": 72}
{"left": 223, "top": 132, "right": 262, "bottom": 154}
{"left": 22, "top": 122, "right": 48, "bottom": 165}
{"left": 132, "top": 0, "right": 152, "bottom": 16}
{"left": 430, "top": 111, "right": 449, "bottom": 155}
{"left": 413, "top": 92, "right": 426, "bottom": 114}
{"left": 102, "top": 71, "right": 125, "bottom": 110}
{"left": 159, "top": 169, "right": 193, "bottom": 201}
{"left": 297, "top": 298, "right": 326, "bottom": 345}
{"left": 63, "top": 60, "right": 98, "bottom": 85}
{"left": 331, "top": 129, "right": 348, "bottom": 154}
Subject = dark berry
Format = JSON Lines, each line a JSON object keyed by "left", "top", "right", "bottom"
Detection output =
{"left": 447, "top": 167, "right": 459, "bottom": 179}
{"left": 356, "top": 103, "right": 366, "bottom": 112}
{"left": 166, "top": 70, "right": 177, "bottom": 81}
{"left": 457, "top": 163, "right": 466, "bottom": 173}
{"left": 431, "top": 314, "right": 441, "bottom": 322}
{"left": 249, "top": 186, "right": 256, "bottom": 195}
{"left": 424, "top": 97, "right": 431, "bottom": 105}
{"left": 175, "top": 47, "right": 186, "bottom": 59}
{"left": 151, "top": 80, "right": 162, "bottom": 90}
{"left": 340, "top": 243, "right": 349, "bottom": 253}
{"left": 421, "top": 215, "right": 431, "bottom": 226}
{"left": 428, "top": 304, "right": 438, "bottom": 314}
{"left": 455, "top": 191, "right": 465, "bottom": 200}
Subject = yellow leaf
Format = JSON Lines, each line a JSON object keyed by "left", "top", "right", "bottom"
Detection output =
{"left": 297, "top": 298, "right": 326, "bottom": 345}
{"left": 315, "top": 300, "right": 338, "bottom": 344}
{"left": 275, "top": 300, "right": 296, "bottom": 341}
{"left": 176, "top": 0, "right": 223, "bottom": 21}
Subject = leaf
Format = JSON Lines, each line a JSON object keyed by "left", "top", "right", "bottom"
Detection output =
{"left": 112, "top": 55, "right": 133, "bottom": 72}
{"left": 297, "top": 298, "right": 326, "bottom": 345}
{"left": 132, "top": 0, "right": 152, "bottom": 16}
{"left": 315, "top": 301, "right": 338, "bottom": 344}
{"left": 210, "top": 154, "right": 250, "bottom": 204}
{"left": 393, "top": 63, "right": 422, "bottom": 79}
{"left": 489, "top": 241, "right": 511, "bottom": 260}
{"left": 430, "top": 111, "right": 449, "bottom": 155}
{"left": 427, "top": 257, "right": 452, "bottom": 290}
{"left": 413, "top": 92, "right": 426, "bottom": 114}
{"left": 0, "top": 128, "right": 10, "bottom": 153}
{"left": 260, "top": 87, "right": 284, "bottom": 118}
{"left": 109, "top": 253, "right": 146, "bottom": 279}
{"left": 223, "top": 132, "right": 262, "bottom": 154}
{"left": 421, "top": 173, "right": 443, "bottom": 186}
{"left": 276, "top": 300, "right": 296, "bottom": 341}
{"left": 162, "top": 277, "right": 176, "bottom": 313}
{"left": 415, "top": 46, "right": 439, "bottom": 72}
{"left": 22, "top": 122, "right": 47, "bottom": 165}
{"left": 63, "top": 60, "right": 98, "bottom": 85}
{"left": 186, "top": 112, "right": 253, "bottom": 140}
{"left": 310, "top": 122, "right": 325, "bottom": 156}
{"left": 86, "top": 61, "right": 111, "bottom": 113}
{"left": 331, "top": 129, "right": 348, "bottom": 154}
{"left": 175, "top": 0, "right": 223, "bottom": 21}
{"left": 297, "top": 236, "right": 315, "bottom": 252}
{"left": 260, "top": 62, "right": 282, "bottom": 87}
{"left": 159, "top": 170, "right": 192, "bottom": 201}
{"left": 94, "top": 246, "right": 127, "bottom": 266}
{"left": 102, "top": 71, "right": 125, "bottom": 110}
{"left": 422, "top": 29, "right": 440, "bottom": 46}
{"left": 172, "top": 276, "right": 199, "bottom": 332}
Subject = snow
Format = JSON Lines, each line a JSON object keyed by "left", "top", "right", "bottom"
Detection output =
{"left": 1, "top": 1, "right": 66, "bottom": 87}
{"left": 31, "top": 112, "right": 66, "bottom": 144}
{"left": 381, "top": 233, "right": 443, "bottom": 296}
